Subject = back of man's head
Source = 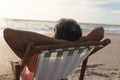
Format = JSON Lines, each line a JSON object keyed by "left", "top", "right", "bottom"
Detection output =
{"left": 54, "top": 18, "right": 82, "bottom": 41}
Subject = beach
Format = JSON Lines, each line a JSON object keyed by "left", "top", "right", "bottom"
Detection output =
{"left": 0, "top": 33, "right": 120, "bottom": 80}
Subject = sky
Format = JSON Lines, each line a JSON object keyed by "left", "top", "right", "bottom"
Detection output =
{"left": 0, "top": 0, "right": 120, "bottom": 25}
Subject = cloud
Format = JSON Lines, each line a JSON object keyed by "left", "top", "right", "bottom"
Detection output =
{"left": 111, "top": 10, "right": 120, "bottom": 14}
{"left": 85, "top": 0, "right": 120, "bottom": 5}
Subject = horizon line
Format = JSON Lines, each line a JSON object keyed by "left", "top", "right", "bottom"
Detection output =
{"left": 1, "top": 17, "right": 120, "bottom": 26}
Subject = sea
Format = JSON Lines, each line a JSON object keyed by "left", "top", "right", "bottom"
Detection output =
{"left": 0, "top": 19, "right": 120, "bottom": 35}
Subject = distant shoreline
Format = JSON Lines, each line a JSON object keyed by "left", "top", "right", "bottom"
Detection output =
{"left": 1, "top": 18, "right": 120, "bottom": 26}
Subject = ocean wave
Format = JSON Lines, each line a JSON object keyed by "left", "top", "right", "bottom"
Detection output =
{"left": 0, "top": 19, "right": 120, "bottom": 34}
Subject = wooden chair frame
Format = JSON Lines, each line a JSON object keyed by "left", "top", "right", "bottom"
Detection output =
{"left": 11, "top": 39, "right": 111, "bottom": 80}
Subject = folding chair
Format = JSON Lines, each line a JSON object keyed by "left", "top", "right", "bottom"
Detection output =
{"left": 11, "top": 39, "right": 111, "bottom": 80}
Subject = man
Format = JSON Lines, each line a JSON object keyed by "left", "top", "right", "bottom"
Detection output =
{"left": 3, "top": 18, "right": 104, "bottom": 59}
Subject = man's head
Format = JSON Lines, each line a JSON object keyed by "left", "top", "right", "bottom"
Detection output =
{"left": 54, "top": 18, "right": 82, "bottom": 41}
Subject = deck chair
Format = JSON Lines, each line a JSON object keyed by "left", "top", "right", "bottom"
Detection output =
{"left": 11, "top": 39, "right": 111, "bottom": 80}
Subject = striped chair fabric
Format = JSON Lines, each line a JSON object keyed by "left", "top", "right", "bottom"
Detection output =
{"left": 27, "top": 44, "right": 103, "bottom": 80}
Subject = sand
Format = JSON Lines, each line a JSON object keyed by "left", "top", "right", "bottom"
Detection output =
{"left": 68, "top": 33, "right": 120, "bottom": 80}
{"left": 0, "top": 33, "right": 120, "bottom": 80}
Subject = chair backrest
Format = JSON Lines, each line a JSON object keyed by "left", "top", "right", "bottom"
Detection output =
{"left": 32, "top": 43, "right": 103, "bottom": 80}
{"left": 20, "top": 39, "right": 110, "bottom": 80}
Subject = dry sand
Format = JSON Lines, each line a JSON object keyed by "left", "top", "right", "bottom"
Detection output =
{"left": 0, "top": 33, "right": 120, "bottom": 80}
